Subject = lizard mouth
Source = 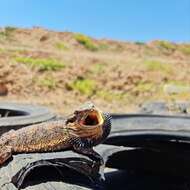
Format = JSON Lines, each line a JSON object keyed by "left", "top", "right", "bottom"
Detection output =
{"left": 80, "top": 111, "right": 104, "bottom": 127}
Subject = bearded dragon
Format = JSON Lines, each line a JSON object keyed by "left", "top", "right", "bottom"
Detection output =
{"left": 0, "top": 102, "right": 111, "bottom": 166}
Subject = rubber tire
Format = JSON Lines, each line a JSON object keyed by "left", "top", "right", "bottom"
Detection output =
{"left": 0, "top": 102, "right": 56, "bottom": 135}
{"left": 138, "top": 101, "right": 190, "bottom": 115}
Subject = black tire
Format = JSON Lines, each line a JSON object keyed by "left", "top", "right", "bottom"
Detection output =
{"left": 1, "top": 101, "right": 190, "bottom": 190}
{"left": 1, "top": 144, "right": 189, "bottom": 190}
{"left": 0, "top": 146, "right": 109, "bottom": 190}
{"left": 106, "top": 101, "right": 190, "bottom": 147}
{"left": 104, "top": 113, "right": 190, "bottom": 149}
{"left": 138, "top": 101, "right": 190, "bottom": 115}
{"left": 0, "top": 102, "right": 56, "bottom": 135}
{"left": 101, "top": 145, "right": 190, "bottom": 190}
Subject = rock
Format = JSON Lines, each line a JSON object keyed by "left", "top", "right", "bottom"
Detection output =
{"left": 163, "top": 84, "right": 190, "bottom": 95}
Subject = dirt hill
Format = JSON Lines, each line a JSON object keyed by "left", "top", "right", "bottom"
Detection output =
{"left": 0, "top": 26, "right": 190, "bottom": 114}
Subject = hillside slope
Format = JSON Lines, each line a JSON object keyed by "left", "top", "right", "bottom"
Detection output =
{"left": 0, "top": 27, "right": 190, "bottom": 114}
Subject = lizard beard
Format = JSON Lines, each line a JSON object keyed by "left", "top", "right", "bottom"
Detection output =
{"left": 92, "top": 113, "right": 112, "bottom": 146}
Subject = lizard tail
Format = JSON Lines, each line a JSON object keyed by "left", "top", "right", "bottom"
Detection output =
{"left": 0, "top": 132, "right": 13, "bottom": 165}
{"left": 0, "top": 146, "right": 12, "bottom": 166}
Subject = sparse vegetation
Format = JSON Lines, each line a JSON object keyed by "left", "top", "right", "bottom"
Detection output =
{"left": 113, "top": 44, "right": 125, "bottom": 52}
{"left": 178, "top": 45, "right": 190, "bottom": 55}
{"left": 15, "top": 57, "right": 65, "bottom": 71}
{"left": 163, "top": 83, "right": 190, "bottom": 96}
{"left": 90, "top": 63, "right": 106, "bottom": 74}
{"left": 157, "top": 40, "right": 176, "bottom": 51}
{"left": 68, "top": 78, "right": 96, "bottom": 96}
{"left": 134, "top": 82, "right": 155, "bottom": 93}
{"left": 144, "top": 60, "right": 173, "bottom": 73}
{"left": 55, "top": 42, "right": 68, "bottom": 50}
{"left": 98, "top": 43, "right": 109, "bottom": 50}
{"left": 165, "top": 80, "right": 190, "bottom": 87}
{"left": 74, "top": 33, "right": 98, "bottom": 51}
{"left": 168, "top": 92, "right": 190, "bottom": 100}
{"left": 38, "top": 77, "right": 57, "bottom": 89}
{"left": 97, "top": 90, "right": 125, "bottom": 101}
{"left": 135, "top": 41, "right": 145, "bottom": 45}
{"left": 0, "top": 26, "right": 16, "bottom": 39}
{"left": 0, "top": 48, "right": 5, "bottom": 53}
{"left": 5, "top": 26, "right": 17, "bottom": 33}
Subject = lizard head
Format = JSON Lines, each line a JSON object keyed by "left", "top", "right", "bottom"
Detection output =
{"left": 74, "top": 102, "right": 104, "bottom": 127}
{"left": 66, "top": 102, "right": 112, "bottom": 146}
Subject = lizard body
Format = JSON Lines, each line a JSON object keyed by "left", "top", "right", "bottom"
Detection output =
{"left": 0, "top": 102, "right": 111, "bottom": 165}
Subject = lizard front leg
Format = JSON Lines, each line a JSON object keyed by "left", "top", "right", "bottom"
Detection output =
{"left": 72, "top": 140, "right": 105, "bottom": 182}
{"left": 72, "top": 138, "right": 104, "bottom": 165}
{"left": 0, "top": 146, "right": 12, "bottom": 166}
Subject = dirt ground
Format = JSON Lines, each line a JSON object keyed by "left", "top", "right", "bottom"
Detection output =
{"left": 0, "top": 27, "right": 190, "bottom": 115}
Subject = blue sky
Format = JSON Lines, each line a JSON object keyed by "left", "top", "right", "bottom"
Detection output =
{"left": 0, "top": 0, "right": 190, "bottom": 42}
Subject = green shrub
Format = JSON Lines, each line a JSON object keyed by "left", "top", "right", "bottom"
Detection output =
{"left": 144, "top": 60, "right": 172, "bottom": 73}
{"left": 5, "top": 26, "right": 17, "bottom": 33}
{"left": 98, "top": 43, "right": 109, "bottom": 50}
{"left": 157, "top": 41, "right": 176, "bottom": 51}
{"left": 68, "top": 78, "right": 96, "bottom": 96}
{"left": 135, "top": 41, "right": 145, "bottom": 45}
{"left": 74, "top": 33, "right": 98, "bottom": 51}
{"left": 0, "top": 26, "right": 16, "bottom": 39}
{"left": 0, "top": 48, "right": 5, "bottom": 53}
{"left": 134, "top": 82, "right": 154, "bottom": 92}
{"left": 97, "top": 90, "right": 124, "bottom": 101}
{"left": 15, "top": 57, "right": 65, "bottom": 71}
{"left": 90, "top": 63, "right": 105, "bottom": 74}
{"left": 165, "top": 80, "right": 189, "bottom": 87}
{"left": 39, "top": 77, "right": 57, "bottom": 89}
{"left": 55, "top": 42, "right": 68, "bottom": 50}
{"left": 178, "top": 45, "right": 190, "bottom": 55}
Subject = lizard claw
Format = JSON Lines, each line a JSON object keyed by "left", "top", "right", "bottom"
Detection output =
{"left": 95, "top": 156, "right": 104, "bottom": 166}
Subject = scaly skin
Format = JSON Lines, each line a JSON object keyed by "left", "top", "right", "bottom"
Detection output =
{"left": 0, "top": 102, "right": 111, "bottom": 166}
